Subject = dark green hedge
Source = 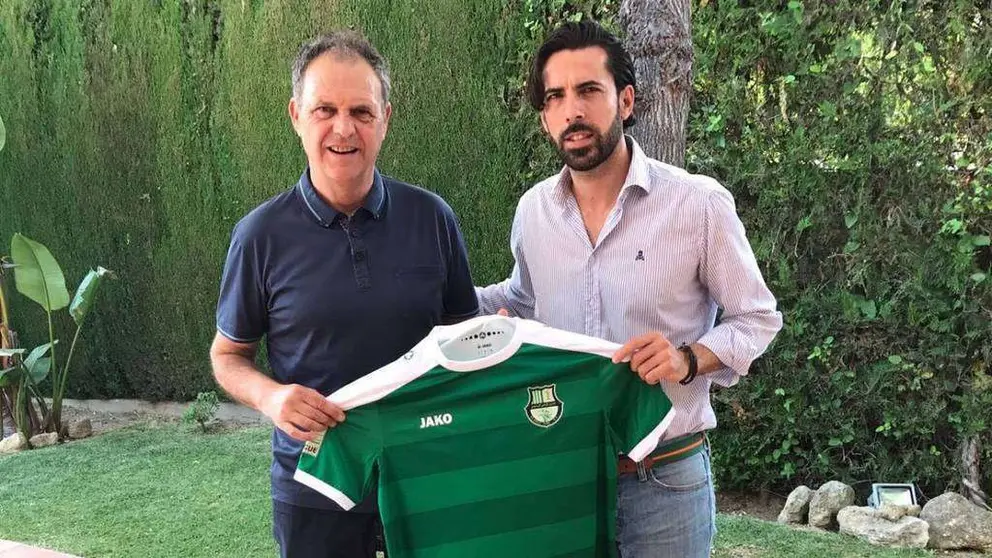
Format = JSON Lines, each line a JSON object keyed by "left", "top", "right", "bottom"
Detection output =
{"left": 0, "top": 0, "right": 525, "bottom": 398}
{"left": 687, "top": 0, "right": 992, "bottom": 496}
{"left": 1, "top": 0, "right": 989, "bottom": 495}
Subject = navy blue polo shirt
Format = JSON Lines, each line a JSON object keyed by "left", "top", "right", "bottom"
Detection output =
{"left": 216, "top": 168, "right": 478, "bottom": 509}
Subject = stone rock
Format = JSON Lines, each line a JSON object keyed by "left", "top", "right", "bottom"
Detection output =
{"left": 837, "top": 505, "right": 929, "bottom": 548}
{"left": 29, "top": 432, "right": 59, "bottom": 448}
{"left": 778, "top": 485, "right": 815, "bottom": 524}
{"left": 809, "top": 481, "right": 855, "bottom": 529}
{"left": 0, "top": 432, "right": 27, "bottom": 454}
{"left": 878, "top": 503, "right": 922, "bottom": 522}
{"left": 920, "top": 492, "right": 992, "bottom": 551}
{"left": 68, "top": 418, "right": 93, "bottom": 439}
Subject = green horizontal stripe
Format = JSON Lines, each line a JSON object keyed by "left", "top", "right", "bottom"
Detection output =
{"left": 385, "top": 480, "right": 609, "bottom": 552}
{"left": 401, "top": 516, "right": 611, "bottom": 557}
{"left": 383, "top": 412, "right": 604, "bottom": 480}
{"left": 382, "top": 445, "right": 607, "bottom": 520}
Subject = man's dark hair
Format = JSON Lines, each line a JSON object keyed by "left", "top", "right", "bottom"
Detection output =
{"left": 526, "top": 21, "right": 636, "bottom": 128}
{"left": 292, "top": 30, "right": 391, "bottom": 104}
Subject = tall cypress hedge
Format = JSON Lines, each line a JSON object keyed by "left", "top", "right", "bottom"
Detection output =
{"left": 0, "top": 0, "right": 525, "bottom": 398}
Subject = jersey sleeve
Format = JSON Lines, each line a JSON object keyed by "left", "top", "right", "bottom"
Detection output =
{"left": 605, "top": 366, "right": 676, "bottom": 462}
{"left": 293, "top": 406, "right": 381, "bottom": 510}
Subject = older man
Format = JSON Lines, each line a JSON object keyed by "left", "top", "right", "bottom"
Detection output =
{"left": 210, "top": 31, "right": 478, "bottom": 558}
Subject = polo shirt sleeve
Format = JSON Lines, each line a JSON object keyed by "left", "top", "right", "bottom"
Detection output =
{"left": 440, "top": 204, "right": 479, "bottom": 321}
{"left": 215, "top": 223, "right": 268, "bottom": 343}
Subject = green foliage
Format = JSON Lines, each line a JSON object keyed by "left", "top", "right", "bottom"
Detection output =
{"left": 182, "top": 390, "right": 220, "bottom": 433}
{"left": 7, "top": 234, "right": 112, "bottom": 437}
{"left": 21, "top": 341, "right": 55, "bottom": 385}
{"left": 690, "top": 0, "right": 992, "bottom": 496}
{"left": 11, "top": 233, "right": 70, "bottom": 312}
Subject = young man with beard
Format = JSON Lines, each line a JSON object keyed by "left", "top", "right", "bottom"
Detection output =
{"left": 211, "top": 31, "right": 478, "bottom": 558}
{"left": 476, "top": 21, "right": 782, "bottom": 557}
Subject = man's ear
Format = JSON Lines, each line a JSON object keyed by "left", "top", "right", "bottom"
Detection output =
{"left": 540, "top": 111, "right": 550, "bottom": 137}
{"left": 619, "top": 85, "right": 635, "bottom": 122}
{"left": 382, "top": 102, "right": 392, "bottom": 132}
{"left": 288, "top": 97, "right": 301, "bottom": 135}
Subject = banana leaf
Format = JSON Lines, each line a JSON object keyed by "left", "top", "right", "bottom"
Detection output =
{"left": 11, "top": 234, "right": 70, "bottom": 311}
{"left": 24, "top": 342, "right": 56, "bottom": 384}
{"left": 70, "top": 267, "right": 113, "bottom": 325}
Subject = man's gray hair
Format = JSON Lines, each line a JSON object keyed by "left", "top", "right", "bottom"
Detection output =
{"left": 291, "top": 30, "right": 391, "bottom": 104}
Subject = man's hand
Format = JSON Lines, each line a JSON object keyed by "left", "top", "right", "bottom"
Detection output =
{"left": 612, "top": 332, "right": 689, "bottom": 385}
{"left": 260, "top": 384, "right": 346, "bottom": 442}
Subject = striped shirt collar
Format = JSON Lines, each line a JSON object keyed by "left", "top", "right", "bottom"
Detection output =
{"left": 552, "top": 135, "right": 654, "bottom": 207}
{"left": 296, "top": 167, "right": 386, "bottom": 227}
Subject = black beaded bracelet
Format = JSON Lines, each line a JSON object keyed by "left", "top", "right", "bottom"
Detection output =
{"left": 678, "top": 344, "right": 698, "bottom": 385}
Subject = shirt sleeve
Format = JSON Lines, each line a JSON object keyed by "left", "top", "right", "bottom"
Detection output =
{"left": 475, "top": 199, "right": 536, "bottom": 318}
{"left": 696, "top": 188, "right": 783, "bottom": 387}
{"left": 293, "top": 406, "right": 382, "bottom": 510}
{"left": 605, "top": 364, "right": 676, "bottom": 462}
{"left": 439, "top": 203, "right": 480, "bottom": 321}
{"left": 215, "top": 223, "right": 268, "bottom": 343}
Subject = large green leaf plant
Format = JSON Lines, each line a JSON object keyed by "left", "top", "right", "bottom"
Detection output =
{"left": 0, "top": 233, "right": 112, "bottom": 442}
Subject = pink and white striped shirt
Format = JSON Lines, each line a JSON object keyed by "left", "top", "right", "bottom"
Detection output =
{"left": 477, "top": 137, "right": 783, "bottom": 441}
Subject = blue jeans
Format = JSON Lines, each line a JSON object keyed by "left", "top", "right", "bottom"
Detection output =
{"left": 616, "top": 447, "right": 717, "bottom": 558}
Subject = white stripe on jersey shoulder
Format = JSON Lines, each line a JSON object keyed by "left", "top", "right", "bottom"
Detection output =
{"left": 626, "top": 408, "right": 677, "bottom": 462}
{"left": 515, "top": 318, "right": 621, "bottom": 360}
{"left": 293, "top": 470, "right": 357, "bottom": 510}
{"left": 326, "top": 336, "right": 439, "bottom": 411}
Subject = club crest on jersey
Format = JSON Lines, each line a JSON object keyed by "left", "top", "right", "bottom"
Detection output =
{"left": 525, "top": 384, "right": 563, "bottom": 428}
{"left": 302, "top": 431, "right": 325, "bottom": 457}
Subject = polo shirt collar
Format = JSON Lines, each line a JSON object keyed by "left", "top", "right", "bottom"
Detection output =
{"left": 297, "top": 168, "right": 386, "bottom": 227}
{"left": 553, "top": 135, "right": 653, "bottom": 205}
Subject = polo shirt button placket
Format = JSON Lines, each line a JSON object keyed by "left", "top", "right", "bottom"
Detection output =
{"left": 342, "top": 215, "right": 372, "bottom": 291}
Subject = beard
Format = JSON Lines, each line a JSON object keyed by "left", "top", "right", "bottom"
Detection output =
{"left": 553, "top": 112, "right": 624, "bottom": 172}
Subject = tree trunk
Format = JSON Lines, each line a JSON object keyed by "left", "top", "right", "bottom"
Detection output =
{"left": 619, "top": 0, "right": 693, "bottom": 167}
{"left": 961, "top": 436, "right": 989, "bottom": 509}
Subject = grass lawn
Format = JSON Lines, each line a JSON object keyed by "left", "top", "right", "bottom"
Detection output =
{"left": 1, "top": 424, "right": 939, "bottom": 557}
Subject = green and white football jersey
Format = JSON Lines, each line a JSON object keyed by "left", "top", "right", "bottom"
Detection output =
{"left": 295, "top": 316, "right": 675, "bottom": 558}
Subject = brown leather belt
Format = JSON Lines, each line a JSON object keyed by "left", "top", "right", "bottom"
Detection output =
{"left": 617, "top": 432, "right": 706, "bottom": 475}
